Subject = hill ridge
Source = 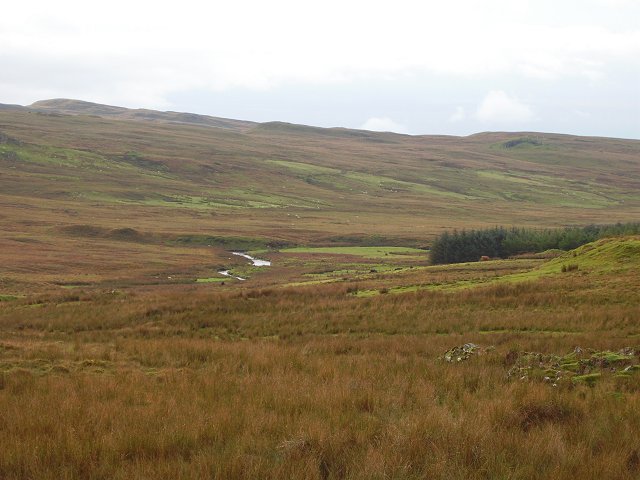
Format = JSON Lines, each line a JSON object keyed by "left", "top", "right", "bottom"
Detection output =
{"left": 27, "top": 98, "right": 257, "bottom": 133}
{"left": 0, "top": 100, "right": 639, "bottom": 247}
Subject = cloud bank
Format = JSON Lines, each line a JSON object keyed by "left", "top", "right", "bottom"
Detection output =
{"left": 0, "top": 0, "right": 638, "bottom": 137}
{"left": 475, "top": 91, "right": 535, "bottom": 124}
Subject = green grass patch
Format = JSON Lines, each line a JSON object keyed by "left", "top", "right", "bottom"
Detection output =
{"left": 304, "top": 264, "right": 410, "bottom": 279}
{"left": 572, "top": 373, "right": 601, "bottom": 386}
{"left": 280, "top": 278, "right": 339, "bottom": 287}
{"left": 425, "top": 237, "right": 640, "bottom": 292}
{"left": 354, "top": 284, "right": 422, "bottom": 297}
{"left": 471, "top": 167, "right": 621, "bottom": 208}
{"left": 530, "top": 237, "right": 640, "bottom": 275}
{"left": 269, "top": 159, "right": 469, "bottom": 199}
{"left": 195, "top": 277, "right": 228, "bottom": 283}
{"left": 267, "top": 159, "right": 341, "bottom": 175}
{"left": 280, "top": 246, "right": 427, "bottom": 258}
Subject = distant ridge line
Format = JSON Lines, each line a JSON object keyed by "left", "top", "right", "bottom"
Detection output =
{"left": 25, "top": 98, "right": 257, "bottom": 133}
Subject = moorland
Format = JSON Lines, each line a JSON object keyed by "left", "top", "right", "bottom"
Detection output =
{"left": 1, "top": 99, "right": 640, "bottom": 479}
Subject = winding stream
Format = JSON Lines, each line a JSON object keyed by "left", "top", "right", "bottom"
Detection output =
{"left": 218, "top": 270, "right": 246, "bottom": 281}
{"left": 217, "top": 252, "right": 271, "bottom": 280}
{"left": 231, "top": 252, "right": 271, "bottom": 266}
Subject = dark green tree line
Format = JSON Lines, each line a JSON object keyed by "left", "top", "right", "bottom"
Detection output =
{"left": 430, "top": 222, "right": 640, "bottom": 265}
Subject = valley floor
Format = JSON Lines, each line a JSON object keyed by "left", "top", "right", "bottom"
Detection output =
{"left": 1, "top": 238, "right": 640, "bottom": 479}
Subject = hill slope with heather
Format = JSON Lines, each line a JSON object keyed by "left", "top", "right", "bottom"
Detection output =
{"left": 1, "top": 99, "right": 639, "bottom": 288}
{"left": 2, "top": 100, "right": 640, "bottom": 479}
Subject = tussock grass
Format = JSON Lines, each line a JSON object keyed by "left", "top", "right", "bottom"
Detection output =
{"left": 0, "top": 255, "right": 639, "bottom": 478}
{"left": 1, "top": 106, "right": 640, "bottom": 477}
{"left": 2, "top": 110, "right": 640, "bottom": 279}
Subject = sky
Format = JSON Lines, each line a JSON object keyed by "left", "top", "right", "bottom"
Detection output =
{"left": 1, "top": 0, "right": 639, "bottom": 138}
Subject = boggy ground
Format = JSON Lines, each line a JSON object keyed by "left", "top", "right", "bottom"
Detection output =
{"left": 1, "top": 240, "right": 640, "bottom": 479}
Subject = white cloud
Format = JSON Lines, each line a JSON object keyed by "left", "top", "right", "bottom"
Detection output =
{"left": 0, "top": 1, "right": 638, "bottom": 137}
{"left": 573, "top": 110, "right": 592, "bottom": 118}
{"left": 360, "top": 117, "right": 410, "bottom": 134}
{"left": 593, "top": 0, "right": 639, "bottom": 6}
{"left": 1, "top": 0, "right": 639, "bottom": 110}
{"left": 449, "top": 107, "right": 466, "bottom": 123}
{"left": 475, "top": 91, "right": 535, "bottom": 124}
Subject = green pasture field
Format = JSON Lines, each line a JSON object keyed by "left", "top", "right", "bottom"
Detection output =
{"left": 278, "top": 245, "right": 427, "bottom": 258}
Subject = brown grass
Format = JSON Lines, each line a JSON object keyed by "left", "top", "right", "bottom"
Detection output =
{"left": 2, "top": 108, "right": 640, "bottom": 291}
{"left": 0, "top": 262, "right": 639, "bottom": 479}
{"left": 1, "top": 106, "right": 640, "bottom": 478}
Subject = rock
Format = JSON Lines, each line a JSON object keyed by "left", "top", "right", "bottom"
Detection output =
{"left": 506, "top": 347, "right": 640, "bottom": 386}
{"left": 442, "top": 343, "right": 482, "bottom": 363}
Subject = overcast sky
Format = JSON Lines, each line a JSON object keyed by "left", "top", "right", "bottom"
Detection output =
{"left": 1, "top": 0, "right": 639, "bottom": 138}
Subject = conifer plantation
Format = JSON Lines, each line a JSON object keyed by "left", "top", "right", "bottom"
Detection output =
{"left": 429, "top": 222, "right": 640, "bottom": 264}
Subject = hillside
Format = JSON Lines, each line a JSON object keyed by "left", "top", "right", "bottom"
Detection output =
{"left": 2, "top": 101, "right": 640, "bottom": 479}
{"left": 2, "top": 99, "right": 257, "bottom": 132}
{"left": 541, "top": 236, "right": 640, "bottom": 274}
{"left": 1, "top": 99, "right": 639, "bottom": 288}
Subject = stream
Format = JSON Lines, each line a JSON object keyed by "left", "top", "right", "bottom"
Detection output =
{"left": 232, "top": 252, "right": 271, "bottom": 266}
{"left": 218, "top": 270, "right": 246, "bottom": 281}
{"left": 217, "top": 252, "right": 271, "bottom": 280}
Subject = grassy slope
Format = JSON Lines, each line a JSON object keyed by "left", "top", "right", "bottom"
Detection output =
{"left": 0, "top": 238, "right": 639, "bottom": 479}
{"left": 2, "top": 102, "right": 640, "bottom": 478}
{"left": 1, "top": 103, "right": 639, "bottom": 289}
{"left": 2, "top": 106, "right": 639, "bottom": 240}
{"left": 351, "top": 236, "right": 640, "bottom": 296}
{"left": 543, "top": 236, "right": 640, "bottom": 272}
{"left": 27, "top": 98, "right": 257, "bottom": 132}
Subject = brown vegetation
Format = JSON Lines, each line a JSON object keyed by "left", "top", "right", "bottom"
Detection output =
{"left": 1, "top": 104, "right": 640, "bottom": 478}
{"left": 1, "top": 262, "right": 639, "bottom": 479}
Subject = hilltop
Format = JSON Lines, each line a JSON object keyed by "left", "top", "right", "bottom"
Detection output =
{"left": 18, "top": 98, "right": 258, "bottom": 132}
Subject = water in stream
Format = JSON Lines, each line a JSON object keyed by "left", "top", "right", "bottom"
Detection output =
{"left": 217, "top": 252, "right": 271, "bottom": 280}
{"left": 218, "top": 270, "right": 246, "bottom": 281}
{"left": 232, "top": 252, "right": 271, "bottom": 266}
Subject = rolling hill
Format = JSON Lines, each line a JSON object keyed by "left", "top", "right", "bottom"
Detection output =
{"left": 2, "top": 100, "right": 640, "bottom": 479}
{"left": 1, "top": 99, "right": 639, "bottom": 288}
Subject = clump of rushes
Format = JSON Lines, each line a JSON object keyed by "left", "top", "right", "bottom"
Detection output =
{"left": 561, "top": 263, "right": 579, "bottom": 272}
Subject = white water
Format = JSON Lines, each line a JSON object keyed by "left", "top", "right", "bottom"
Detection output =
{"left": 216, "top": 252, "right": 270, "bottom": 281}
{"left": 232, "top": 252, "right": 271, "bottom": 266}
{"left": 218, "top": 270, "right": 246, "bottom": 281}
